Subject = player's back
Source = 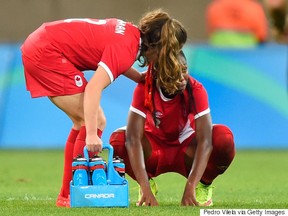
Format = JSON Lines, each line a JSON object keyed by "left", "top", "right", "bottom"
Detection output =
{"left": 43, "top": 18, "right": 140, "bottom": 70}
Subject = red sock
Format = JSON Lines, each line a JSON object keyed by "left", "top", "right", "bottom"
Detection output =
{"left": 73, "top": 127, "right": 103, "bottom": 158}
{"left": 201, "top": 125, "right": 236, "bottom": 184}
{"left": 73, "top": 126, "right": 87, "bottom": 158}
{"left": 59, "top": 128, "right": 79, "bottom": 198}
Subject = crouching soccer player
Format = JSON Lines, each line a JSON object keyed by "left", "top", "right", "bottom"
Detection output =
{"left": 109, "top": 51, "right": 236, "bottom": 206}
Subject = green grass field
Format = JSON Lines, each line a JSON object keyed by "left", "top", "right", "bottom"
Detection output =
{"left": 0, "top": 149, "right": 287, "bottom": 215}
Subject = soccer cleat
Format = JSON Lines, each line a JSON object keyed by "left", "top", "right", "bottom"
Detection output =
{"left": 56, "top": 194, "right": 70, "bottom": 207}
{"left": 137, "top": 178, "right": 158, "bottom": 205}
{"left": 196, "top": 182, "right": 213, "bottom": 206}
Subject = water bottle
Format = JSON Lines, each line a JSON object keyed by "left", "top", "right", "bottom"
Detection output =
{"left": 113, "top": 156, "right": 125, "bottom": 178}
{"left": 72, "top": 155, "right": 89, "bottom": 186}
{"left": 89, "top": 155, "right": 107, "bottom": 185}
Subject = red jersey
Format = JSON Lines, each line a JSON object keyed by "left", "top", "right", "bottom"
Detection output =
{"left": 21, "top": 18, "right": 140, "bottom": 81}
{"left": 130, "top": 77, "right": 210, "bottom": 145}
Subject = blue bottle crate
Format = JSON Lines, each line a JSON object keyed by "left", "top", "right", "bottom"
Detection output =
{"left": 70, "top": 143, "right": 129, "bottom": 208}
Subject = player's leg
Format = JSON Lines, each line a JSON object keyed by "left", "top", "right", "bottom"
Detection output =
{"left": 109, "top": 128, "right": 135, "bottom": 179}
{"left": 182, "top": 124, "right": 235, "bottom": 178}
{"left": 197, "top": 124, "right": 235, "bottom": 206}
{"left": 50, "top": 94, "right": 106, "bottom": 207}
{"left": 182, "top": 124, "right": 235, "bottom": 206}
{"left": 49, "top": 93, "right": 84, "bottom": 207}
{"left": 109, "top": 128, "right": 158, "bottom": 203}
{"left": 201, "top": 124, "right": 236, "bottom": 184}
{"left": 72, "top": 106, "right": 106, "bottom": 158}
{"left": 110, "top": 128, "right": 155, "bottom": 179}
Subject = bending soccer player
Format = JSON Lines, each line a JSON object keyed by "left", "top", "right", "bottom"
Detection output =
{"left": 110, "top": 50, "right": 236, "bottom": 206}
{"left": 21, "top": 9, "right": 187, "bottom": 207}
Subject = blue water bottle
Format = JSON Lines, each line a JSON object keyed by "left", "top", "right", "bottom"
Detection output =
{"left": 113, "top": 156, "right": 125, "bottom": 178}
{"left": 89, "top": 155, "right": 107, "bottom": 185}
{"left": 72, "top": 155, "right": 89, "bottom": 186}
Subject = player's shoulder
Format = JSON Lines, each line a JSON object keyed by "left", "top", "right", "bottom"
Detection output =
{"left": 188, "top": 76, "right": 202, "bottom": 86}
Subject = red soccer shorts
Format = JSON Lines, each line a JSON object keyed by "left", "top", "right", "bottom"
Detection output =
{"left": 21, "top": 27, "right": 87, "bottom": 98}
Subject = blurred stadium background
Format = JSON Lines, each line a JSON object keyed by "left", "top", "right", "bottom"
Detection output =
{"left": 0, "top": 0, "right": 287, "bottom": 149}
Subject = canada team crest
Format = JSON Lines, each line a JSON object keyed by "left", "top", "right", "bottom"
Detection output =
{"left": 75, "top": 75, "right": 83, "bottom": 87}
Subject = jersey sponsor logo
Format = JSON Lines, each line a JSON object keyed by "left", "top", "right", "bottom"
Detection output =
{"left": 84, "top": 193, "right": 115, "bottom": 199}
{"left": 75, "top": 75, "right": 83, "bottom": 87}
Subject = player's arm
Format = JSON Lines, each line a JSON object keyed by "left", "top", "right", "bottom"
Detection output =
{"left": 181, "top": 113, "right": 213, "bottom": 206}
{"left": 125, "top": 110, "right": 158, "bottom": 206}
{"left": 123, "top": 67, "right": 146, "bottom": 82}
{"left": 84, "top": 65, "right": 110, "bottom": 152}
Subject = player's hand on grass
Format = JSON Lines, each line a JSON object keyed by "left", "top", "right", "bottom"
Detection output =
{"left": 86, "top": 134, "right": 102, "bottom": 152}
{"left": 137, "top": 189, "right": 159, "bottom": 207}
{"left": 180, "top": 182, "right": 199, "bottom": 206}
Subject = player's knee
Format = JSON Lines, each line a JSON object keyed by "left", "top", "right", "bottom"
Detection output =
{"left": 72, "top": 117, "right": 84, "bottom": 130}
{"left": 109, "top": 128, "right": 126, "bottom": 157}
{"left": 110, "top": 130, "right": 126, "bottom": 145}
{"left": 212, "top": 124, "right": 235, "bottom": 157}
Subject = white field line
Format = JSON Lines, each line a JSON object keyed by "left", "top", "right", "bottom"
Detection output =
{"left": 6, "top": 194, "right": 53, "bottom": 201}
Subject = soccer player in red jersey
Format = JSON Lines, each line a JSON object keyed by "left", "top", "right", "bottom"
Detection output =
{"left": 110, "top": 51, "right": 236, "bottom": 206}
{"left": 21, "top": 9, "right": 187, "bottom": 207}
